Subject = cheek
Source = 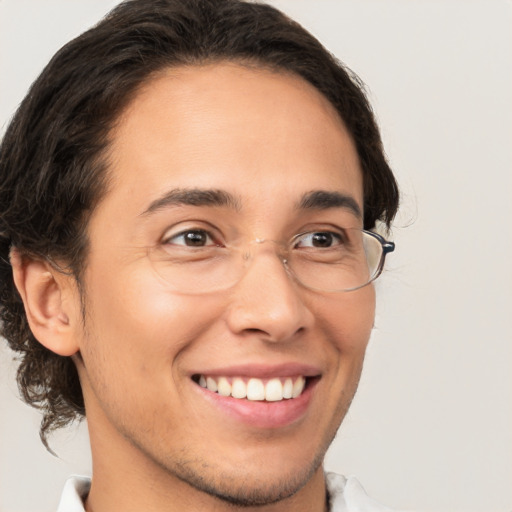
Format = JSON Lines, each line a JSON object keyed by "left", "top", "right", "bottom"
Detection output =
{"left": 318, "top": 285, "right": 376, "bottom": 354}
{"left": 79, "top": 264, "right": 225, "bottom": 373}
{"left": 75, "top": 271, "right": 227, "bottom": 426}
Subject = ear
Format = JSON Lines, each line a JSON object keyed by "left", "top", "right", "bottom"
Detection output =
{"left": 10, "top": 249, "right": 81, "bottom": 356}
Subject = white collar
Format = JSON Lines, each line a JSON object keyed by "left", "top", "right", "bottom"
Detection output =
{"left": 57, "top": 472, "right": 392, "bottom": 511}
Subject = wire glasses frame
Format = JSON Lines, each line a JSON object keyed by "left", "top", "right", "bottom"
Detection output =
{"left": 149, "top": 229, "right": 395, "bottom": 294}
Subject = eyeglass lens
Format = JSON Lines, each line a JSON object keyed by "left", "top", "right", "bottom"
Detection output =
{"left": 148, "top": 228, "right": 392, "bottom": 294}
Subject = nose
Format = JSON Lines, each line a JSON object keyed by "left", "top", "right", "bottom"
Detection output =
{"left": 224, "top": 244, "right": 314, "bottom": 342}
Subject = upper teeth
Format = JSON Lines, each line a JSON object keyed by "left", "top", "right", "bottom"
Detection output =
{"left": 198, "top": 375, "right": 306, "bottom": 402}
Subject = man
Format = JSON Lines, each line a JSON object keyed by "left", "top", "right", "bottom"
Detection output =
{"left": 0, "top": 0, "right": 399, "bottom": 510}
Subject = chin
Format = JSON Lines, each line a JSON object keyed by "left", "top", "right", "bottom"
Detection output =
{"left": 172, "top": 452, "right": 325, "bottom": 507}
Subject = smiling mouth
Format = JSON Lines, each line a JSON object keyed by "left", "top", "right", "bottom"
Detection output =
{"left": 192, "top": 375, "right": 310, "bottom": 402}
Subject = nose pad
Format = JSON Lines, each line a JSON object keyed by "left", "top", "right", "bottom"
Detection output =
{"left": 243, "top": 238, "right": 289, "bottom": 271}
{"left": 239, "top": 239, "right": 295, "bottom": 288}
{"left": 225, "top": 239, "right": 313, "bottom": 342}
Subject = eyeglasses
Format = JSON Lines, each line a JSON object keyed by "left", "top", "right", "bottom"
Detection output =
{"left": 148, "top": 228, "right": 395, "bottom": 294}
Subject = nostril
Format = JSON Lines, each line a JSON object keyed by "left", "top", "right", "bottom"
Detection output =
{"left": 244, "top": 328, "right": 268, "bottom": 336}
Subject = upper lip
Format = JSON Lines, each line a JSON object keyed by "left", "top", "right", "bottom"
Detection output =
{"left": 191, "top": 363, "right": 322, "bottom": 379}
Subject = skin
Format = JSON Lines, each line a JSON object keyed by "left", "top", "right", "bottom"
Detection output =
{"left": 14, "top": 62, "right": 375, "bottom": 512}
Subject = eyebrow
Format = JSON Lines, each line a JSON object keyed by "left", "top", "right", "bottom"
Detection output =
{"left": 140, "top": 188, "right": 242, "bottom": 216}
{"left": 140, "top": 187, "right": 361, "bottom": 218}
{"left": 297, "top": 190, "right": 362, "bottom": 218}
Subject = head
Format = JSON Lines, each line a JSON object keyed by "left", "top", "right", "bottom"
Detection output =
{"left": 0, "top": 0, "right": 398, "bottom": 506}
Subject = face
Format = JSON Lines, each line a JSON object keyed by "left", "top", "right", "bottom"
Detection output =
{"left": 72, "top": 62, "right": 375, "bottom": 506}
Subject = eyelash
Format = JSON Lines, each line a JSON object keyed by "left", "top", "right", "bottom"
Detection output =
{"left": 163, "top": 227, "right": 346, "bottom": 249}
{"left": 163, "top": 228, "right": 220, "bottom": 247}
{"left": 294, "top": 231, "right": 344, "bottom": 249}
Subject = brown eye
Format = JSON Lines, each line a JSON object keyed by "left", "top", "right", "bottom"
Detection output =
{"left": 311, "top": 232, "right": 334, "bottom": 247}
{"left": 166, "top": 229, "right": 215, "bottom": 247}
{"left": 295, "top": 231, "right": 342, "bottom": 249}
{"left": 184, "top": 230, "right": 208, "bottom": 246}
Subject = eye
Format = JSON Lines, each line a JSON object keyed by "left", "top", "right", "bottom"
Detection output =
{"left": 294, "top": 231, "right": 343, "bottom": 249}
{"left": 165, "top": 229, "right": 217, "bottom": 247}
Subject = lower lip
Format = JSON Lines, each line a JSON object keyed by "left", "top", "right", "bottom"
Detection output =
{"left": 193, "top": 379, "right": 318, "bottom": 429}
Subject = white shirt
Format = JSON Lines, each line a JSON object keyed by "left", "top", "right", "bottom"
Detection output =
{"left": 57, "top": 472, "right": 392, "bottom": 511}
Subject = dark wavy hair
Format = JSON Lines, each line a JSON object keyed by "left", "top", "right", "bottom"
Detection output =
{"left": 0, "top": 0, "right": 399, "bottom": 448}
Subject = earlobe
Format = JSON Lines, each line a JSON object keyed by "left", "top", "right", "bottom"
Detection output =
{"left": 10, "top": 249, "right": 80, "bottom": 356}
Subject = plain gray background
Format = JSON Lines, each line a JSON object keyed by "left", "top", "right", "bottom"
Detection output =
{"left": 1, "top": 1, "right": 511, "bottom": 511}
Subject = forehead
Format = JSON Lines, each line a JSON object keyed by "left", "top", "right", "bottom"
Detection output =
{"left": 97, "top": 62, "right": 363, "bottom": 223}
